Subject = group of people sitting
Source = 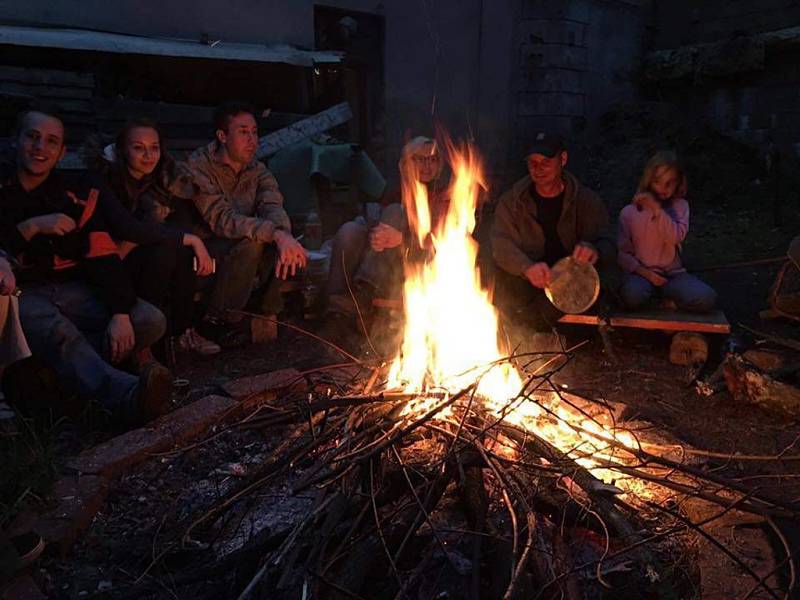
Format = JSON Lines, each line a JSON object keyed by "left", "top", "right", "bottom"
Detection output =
{"left": 322, "top": 132, "right": 717, "bottom": 346}
{"left": 0, "top": 102, "right": 716, "bottom": 431}
{"left": 0, "top": 102, "right": 306, "bottom": 427}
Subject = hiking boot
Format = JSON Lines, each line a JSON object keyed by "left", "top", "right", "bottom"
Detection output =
{"left": 138, "top": 361, "right": 173, "bottom": 422}
{"left": 250, "top": 314, "right": 278, "bottom": 345}
{"left": 175, "top": 328, "right": 221, "bottom": 356}
{"left": 10, "top": 531, "right": 45, "bottom": 570}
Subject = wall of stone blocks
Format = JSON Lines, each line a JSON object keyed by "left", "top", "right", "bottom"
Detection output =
{"left": 511, "top": 0, "right": 651, "bottom": 179}
{"left": 652, "top": 0, "right": 800, "bottom": 49}
{"left": 651, "top": 1, "right": 800, "bottom": 158}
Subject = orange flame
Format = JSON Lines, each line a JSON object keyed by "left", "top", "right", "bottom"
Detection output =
{"left": 389, "top": 138, "right": 521, "bottom": 403}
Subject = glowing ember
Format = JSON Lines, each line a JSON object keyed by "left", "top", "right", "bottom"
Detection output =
{"left": 386, "top": 136, "right": 643, "bottom": 487}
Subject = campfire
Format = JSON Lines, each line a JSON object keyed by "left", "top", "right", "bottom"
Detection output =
{"left": 170, "top": 140, "right": 793, "bottom": 600}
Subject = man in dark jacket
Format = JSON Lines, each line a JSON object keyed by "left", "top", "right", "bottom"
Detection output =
{"left": 0, "top": 109, "right": 171, "bottom": 425}
{"left": 492, "top": 133, "right": 613, "bottom": 330}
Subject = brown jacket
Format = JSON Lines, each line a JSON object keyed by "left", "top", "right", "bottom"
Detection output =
{"left": 491, "top": 170, "right": 609, "bottom": 276}
{"left": 186, "top": 142, "right": 291, "bottom": 242}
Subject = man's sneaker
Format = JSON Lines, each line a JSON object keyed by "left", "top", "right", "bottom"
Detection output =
{"left": 250, "top": 314, "right": 278, "bottom": 345}
{"left": 197, "top": 317, "right": 249, "bottom": 349}
{"left": 10, "top": 531, "right": 45, "bottom": 570}
{"left": 175, "top": 328, "right": 222, "bottom": 356}
{"left": 138, "top": 361, "right": 173, "bottom": 422}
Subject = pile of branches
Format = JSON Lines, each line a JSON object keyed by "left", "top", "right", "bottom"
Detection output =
{"left": 124, "top": 350, "right": 798, "bottom": 600}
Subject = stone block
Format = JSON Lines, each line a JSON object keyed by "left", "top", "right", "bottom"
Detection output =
{"left": 35, "top": 475, "right": 110, "bottom": 554}
{"left": 518, "top": 19, "right": 586, "bottom": 47}
{"left": 67, "top": 395, "right": 240, "bottom": 476}
{"left": 521, "top": 0, "right": 591, "bottom": 22}
{"left": 158, "top": 394, "right": 238, "bottom": 442}
{"left": 222, "top": 368, "right": 305, "bottom": 400}
{"left": 518, "top": 91, "right": 585, "bottom": 117}
{"left": 66, "top": 427, "right": 172, "bottom": 477}
{"left": 519, "top": 68, "right": 584, "bottom": 93}
{"left": 520, "top": 43, "right": 588, "bottom": 72}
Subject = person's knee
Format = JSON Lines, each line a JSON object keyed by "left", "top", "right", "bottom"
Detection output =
{"left": 380, "top": 204, "right": 406, "bottom": 230}
{"left": 680, "top": 286, "right": 717, "bottom": 312}
{"left": 215, "top": 237, "right": 264, "bottom": 264}
{"left": 130, "top": 299, "right": 167, "bottom": 348}
{"left": 335, "top": 221, "right": 368, "bottom": 251}
{"left": 234, "top": 238, "right": 265, "bottom": 261}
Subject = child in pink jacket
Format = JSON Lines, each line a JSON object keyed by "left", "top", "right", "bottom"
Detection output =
{"left": 617, "top": 151, "right": 716, "bottom": 312}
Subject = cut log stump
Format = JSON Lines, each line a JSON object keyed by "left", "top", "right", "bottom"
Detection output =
{"left": 669, "top": 332, "right": 709, "bottom": 366}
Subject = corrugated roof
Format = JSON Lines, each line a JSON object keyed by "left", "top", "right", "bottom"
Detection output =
{"left": 0, "top": 25, "right": 342, "bottom": 67}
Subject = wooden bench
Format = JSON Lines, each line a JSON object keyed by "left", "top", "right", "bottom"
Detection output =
{"left": 558, "top": 309, "right": 731, "bottom": 334}
{"left": 559, "top": 309, "right": 730, "bottom": 365}
{"left": 373, "top": 298, "right": 730, "bottom": 334}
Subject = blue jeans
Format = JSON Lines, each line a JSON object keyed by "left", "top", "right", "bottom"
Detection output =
{"left": 619, "top": 272, "right": 717, "bottom": 312}
{"left": 19, "top": 281, "right": 166, "bottom": 422}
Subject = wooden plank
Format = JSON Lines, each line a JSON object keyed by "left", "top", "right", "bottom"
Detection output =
{"left": 558, "top": 309, "right": 731, "bottom": 334}
{"left": 257, "top": 102, "right": 352, "bottom": 158}
{"left": 557, "top": 314, "right": 602, "bottom": 326}
{"left": 92, "top": 98, "right": 305, "bottom": 131}
{"left": 0, "top": 65, "right": 94, "bottom": 88}
{"left": 93, "top": 98, "right": 215, "bottom": 124}
{"left": 0, "top": 26, "right": 341, "bottom": 67}
{"left": 0, "top": 81, "right": 93, "bottom": 100}
{"left": 0, "top": 93, "right": 91, "bottom": 115}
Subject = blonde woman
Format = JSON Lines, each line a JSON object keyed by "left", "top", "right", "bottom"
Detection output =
{"left": 322, "top": 136, "right": 449, "bottom": 343}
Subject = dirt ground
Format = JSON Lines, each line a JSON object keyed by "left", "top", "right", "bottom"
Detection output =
{"left": 3, "top": 102, "right": 800, "bottom": 598}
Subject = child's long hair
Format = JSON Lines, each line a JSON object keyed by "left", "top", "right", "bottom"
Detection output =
{"left": 637, "top": 151, "right": 687, "bottom": 201}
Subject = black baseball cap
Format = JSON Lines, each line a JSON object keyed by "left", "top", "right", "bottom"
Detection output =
{"left": 527, "top": 132, "right": 566, "bottom": 159}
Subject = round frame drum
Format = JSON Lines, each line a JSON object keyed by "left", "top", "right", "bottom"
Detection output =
{"left": 544, "top": 256, "right": 600, "bottom": 314}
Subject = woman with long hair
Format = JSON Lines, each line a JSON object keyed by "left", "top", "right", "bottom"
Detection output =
{"left": 88, "top": 118, "right": 220, "bottom": 356}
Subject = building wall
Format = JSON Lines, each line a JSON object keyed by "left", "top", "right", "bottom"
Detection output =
{"left": 512, "top": 0, "right": 651, "bottom": 179}
{"left": 652, "top": 0, "right": 800, "bottom": 50}
{"left": 0, "top": 0, "right": 314, "bottom": 47}
{"left": 651, "top": 0, "right": 800, "bottom": 157}
{"left": 333, "top": 0, "right": 650, "bottom": 188}
{"left": 326, "top": 0, "right": 517, "bottom": 188}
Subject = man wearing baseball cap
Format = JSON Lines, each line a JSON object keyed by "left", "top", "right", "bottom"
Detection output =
{"left": 491, "top": 132, "right": 612, "bottom": 331}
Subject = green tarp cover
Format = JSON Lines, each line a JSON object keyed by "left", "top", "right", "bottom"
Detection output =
{"left": 268, "top": 140, "right": 386, "bottom": 217}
